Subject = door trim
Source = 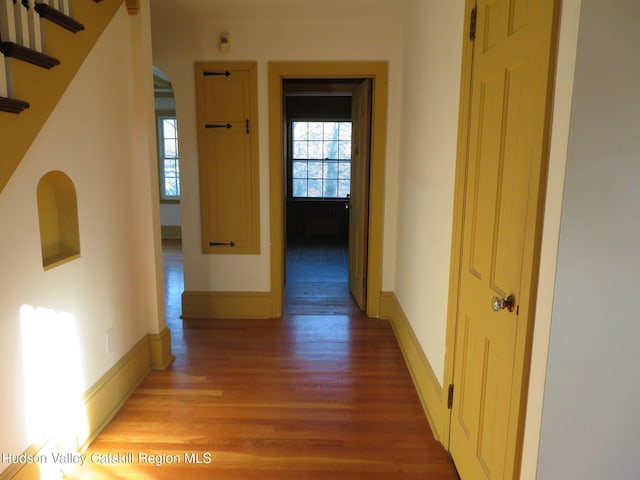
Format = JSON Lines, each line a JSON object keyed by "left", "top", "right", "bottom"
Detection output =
{"left": 268, "top": 62, "right": 388, "bottom": 318}
{"left": 441, "top": 0, "right": 477, "bottom": 449}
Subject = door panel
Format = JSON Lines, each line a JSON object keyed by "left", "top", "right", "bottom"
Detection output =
{"left": 348, "top": 80, "right": 371, "bottom": 310}
{"left": 204, "top": 125, "right": 252, "bottom": 245}
{"left": 449, "top": 0, "right": 558, "bottom": 478}
{"left": 195, "top": 62, "right": 260, "bottom": 254}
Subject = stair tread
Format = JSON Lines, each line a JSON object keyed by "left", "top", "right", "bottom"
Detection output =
{"left": 0, "top": 42, "right": 60, "bottom": 69}
{"left": 0, "top": 96, "right": 30, "bottom": 114}
{"left": 35, "top": 3, "right": 85, "bottom": 33}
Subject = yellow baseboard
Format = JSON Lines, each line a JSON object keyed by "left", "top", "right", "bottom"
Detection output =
{"left": 380, "top": 292, "right": 448, "bottom": 443}
{"left": 1, "top": 335, "right": 152, "bottom": 480}
{"left": 160, "top": 225, "right": 181, "bottom": 240}
{"left": 182, "top": 290, "right": 274, "bottom": 319}
{"left": 149, "top": 327, "right": 175, "bottom": 369}
{"left": 0, "top": 443, "right": 47, "bottom": 480}
{"left": 81, "top": 335, "right": 152, "bottom": 450}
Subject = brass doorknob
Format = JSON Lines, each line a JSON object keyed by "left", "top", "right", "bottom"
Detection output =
{"left": 492, "top": 295, "right": 515, "bottom": 312}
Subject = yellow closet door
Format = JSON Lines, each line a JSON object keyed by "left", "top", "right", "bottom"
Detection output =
{"left": 195, "top": 62, "right": 260, "bottom": 254}
{"left": 449, "top": 1, "right": 559, "bottom": 478}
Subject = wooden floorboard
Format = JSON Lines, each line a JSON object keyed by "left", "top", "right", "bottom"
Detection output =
{"left": 66, "top": 242, "right": 459, "bottom": 479}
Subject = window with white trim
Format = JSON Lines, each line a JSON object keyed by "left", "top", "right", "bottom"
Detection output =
{"left": 290, "top": 120, "right": 351, "bottom": 199}
{"left": 158, "top": 116, "right": 180, "bottom": 199}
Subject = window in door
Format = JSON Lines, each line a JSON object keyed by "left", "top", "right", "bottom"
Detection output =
{"left": 290, "top": 120, "right": 352, "bottom": 199}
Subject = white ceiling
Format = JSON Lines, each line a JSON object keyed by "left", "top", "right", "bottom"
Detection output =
{"left": 161, "top": 0, "right": 409, "bottom": 20}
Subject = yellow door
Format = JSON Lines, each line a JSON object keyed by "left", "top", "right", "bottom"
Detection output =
{"left": 449, "top": 1, "right": 558, "bottom": 478}
{"left": 195, "top": 62, "right": 260, "bottom": 254}
{"left": 348, "top": 79, "right": 372, "bottom": 310}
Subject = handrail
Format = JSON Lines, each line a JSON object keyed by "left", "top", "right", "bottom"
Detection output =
{"left": 35, "top": 2, "right": 85, "bottom": 33}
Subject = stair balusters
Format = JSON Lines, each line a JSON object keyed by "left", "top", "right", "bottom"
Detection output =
{"left": 0, "top": 1, "right": 18, "bottom": 45}
{"left": 0, "top": 0, "right": 98, "bottom": 113}
{"left": 26, "top": 1, "right": 45, "bottom": 52}
{"left": 0, "top": 0, "right": 71, "bottom": 112}
{"left": 0, "top": 51, "right": 7, "bottom": 98}
{"left": 0, "top": 0, "right": 46, "bottom": 108}
{"left": 38, "top": 0, "right": 72, "bottom": 16}
{"left": 1, "top": 1, "right": 44, "bottom": 52}
{"left": 0, "top": 0, "right": 20, "bottom": 107}
{"left": 14, "top": 1, "right": 31, "bottom": 48}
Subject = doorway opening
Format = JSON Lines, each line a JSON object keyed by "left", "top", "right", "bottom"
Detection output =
{"left": 282, "top": 79, "right": 369, "bottom": 315}
{"left": 268, "top": 62, "right": 388, "bottom": 319}
{"left": 153, "top": 66, "right": 184, "bottom": 343}
{"left": 153, "top": 65, "right": 182, "bottom": 245}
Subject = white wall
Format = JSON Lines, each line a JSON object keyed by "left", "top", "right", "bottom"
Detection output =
{"left": 536, "top": 0, "right": 640, "bottom": 477}
{"left": 160, "top": 203, "right": 181, "bottom": 227}
{"left": 155, "top": 95, "right": 174, "bottom": 111}
{"left": 519, "top": 0, "right": 582, "bottom": 476}
{"left": 394, "top": 0, "right": 465, "bottom": 384}
{"left": 0, "top": 2, "right": 162, "bottom": 467}
{"left": 150, "top": 0, "right": 407, "bottom": 292}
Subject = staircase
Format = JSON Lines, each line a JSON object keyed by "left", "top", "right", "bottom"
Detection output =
{"left": 0, "top": 0, "right": 137, "bottom": 193}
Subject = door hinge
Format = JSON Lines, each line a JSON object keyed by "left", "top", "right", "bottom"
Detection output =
{"left": 209, "top": 241, "right": 236, "bottom": 247}
{"left": 447, "top": 384, "right": 454, "bottom": 409}
{"left": 203, "top": 70, "right": 231, "bottom": 77}
{"left": 469, "top": 7, "right": 477, "bottom": 41}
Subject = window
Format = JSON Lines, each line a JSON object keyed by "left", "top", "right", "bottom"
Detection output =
{"left": 158, "top": 116, "right": 180, "bottom": 199}
{"left": 290, "top": 121, "right": 351, "bottom": 199}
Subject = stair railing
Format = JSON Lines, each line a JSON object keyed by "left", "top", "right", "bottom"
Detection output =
{"left": 0, "top": 0, "right": 77, "bottom": 110}
{"left": 0, "top": 51, "right": 7, "bottom": 97}
{"left": 0, "top": 0, "right": 48, "bottom": 53}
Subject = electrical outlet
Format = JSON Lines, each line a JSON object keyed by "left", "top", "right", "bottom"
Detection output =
{"left": 106, "top": 328, "right": 115, "bottom": 355}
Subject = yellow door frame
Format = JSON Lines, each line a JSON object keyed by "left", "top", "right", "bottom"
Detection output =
{"left": 440, "top": 1, "right": 477, "bottom": 448}
{"left": 267, "top": 62, "right": 388, "bottom": 318}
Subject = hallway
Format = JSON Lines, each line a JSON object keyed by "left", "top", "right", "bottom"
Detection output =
{"left": 284, "top": 240, "right": 360, "bottom": 315}
{"left": 67, "top": 242, "right": 459, "bottom": 479}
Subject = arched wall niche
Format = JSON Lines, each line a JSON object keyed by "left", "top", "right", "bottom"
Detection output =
{"left": 37, "top": 171, "right": 80, "bottom": 270}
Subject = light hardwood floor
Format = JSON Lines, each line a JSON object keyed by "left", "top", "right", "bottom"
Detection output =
{"left": 66, "top": 241, "right": 459, "bottom": 479}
